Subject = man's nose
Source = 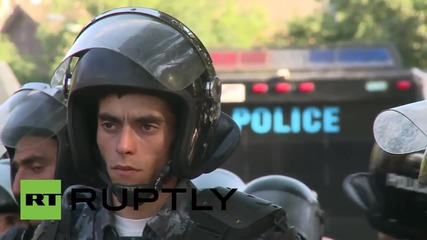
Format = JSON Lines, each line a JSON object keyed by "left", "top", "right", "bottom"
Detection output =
{"left": 116, "top": 126, "right": 137, "bottom": 155}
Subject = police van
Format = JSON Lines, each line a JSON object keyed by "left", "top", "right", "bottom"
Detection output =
{"left": 213, "top": 44, "right": 426, "bottom": 239}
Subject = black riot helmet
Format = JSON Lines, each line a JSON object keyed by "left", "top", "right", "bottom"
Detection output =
{"left": 0, "top": 82, "right": 77, "bottom": 192}
{"left": 0, "top": 159, "right": 19, "bottom": 214}
{"left": 343, "top": 143, "right": 427, "bottom": 240}
{"left": 243, "top": 175, "right": 325, "bottom": 240}
{"left": 50, "top": 7, "right": 240, "bottom": 197}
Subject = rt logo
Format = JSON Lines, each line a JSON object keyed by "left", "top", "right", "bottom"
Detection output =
{"left": 20, "top": 180, "right": 62, "bottom": 220}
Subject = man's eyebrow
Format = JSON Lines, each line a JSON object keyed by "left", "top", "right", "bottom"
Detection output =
{"left": 98, "top": 112, "right": 166, "bottom": 124}
{"left": 131, "top": 115, "right": 165, "bottom": 124}
{"left": 98, "top": 113, "right": 121, "bottom": 122}
{"left": 13, "top": 155, "right": 47, "bottom": 167}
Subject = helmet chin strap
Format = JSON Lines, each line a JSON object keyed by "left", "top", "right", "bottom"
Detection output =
{"left": 108, "top": 163, "right": 172, "bottom": 207}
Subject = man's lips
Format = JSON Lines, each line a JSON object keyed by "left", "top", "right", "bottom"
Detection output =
{"left": 111, "top": 165, "right": 141, "bottom": 171}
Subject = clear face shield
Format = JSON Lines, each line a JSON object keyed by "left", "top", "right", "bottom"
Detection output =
{"left": 373, "top": 100, "right": 427, "bottom": 184}
{"left": 191, "top": 168, "right": 246, "bottom": 190}
{"left": 0, "top": 83, "right": 67, "bottom": 152}
{"left": 51, "top": 8, "right": 214, "bottom": 94}
{"left": 373, "top": 99, "right": 427, "bottom": 155}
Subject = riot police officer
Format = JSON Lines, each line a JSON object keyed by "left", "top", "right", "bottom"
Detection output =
{"left": 0, "top": 82, "right": 78, "bottom": 240}
{"left": 343, "top": 143, "right": 427, "bottom": 240}
{"left": 244, "top": 175, "right": 326, "bottom": 240}
{"left": 32, "top": 7, "right": 300, "bottom": 240}
{"left": 191, "top": 168, "right": 246, "bottom": 190}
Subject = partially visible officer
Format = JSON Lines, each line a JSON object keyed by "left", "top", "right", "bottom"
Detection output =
{"left": 244, "top": 175, "right": 326, "bottom": 240}
{"left": 343, "top": 143, "right": 427, "bottom": 240}
{"left": 191, "top": 168, "right": 246, "bottom": 191}
{"left": 0, "top": 82, "right": 79, "bottom": 240}
{"left": 373, "top": 99, "right": 427, "bottom": 187}
{"left": 0, "top": 158, "right": 22, "bottom": 234}
{"left": 32, "top": 7, "right": 300, "bottom": 240}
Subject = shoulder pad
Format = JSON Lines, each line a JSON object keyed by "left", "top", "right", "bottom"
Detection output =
{"left": 189, "top": 187, "right": 293, "bottom": 239}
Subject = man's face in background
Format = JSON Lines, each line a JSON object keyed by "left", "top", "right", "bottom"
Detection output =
{"left": 11, "top": 135, "right": 58, "bottom": 225}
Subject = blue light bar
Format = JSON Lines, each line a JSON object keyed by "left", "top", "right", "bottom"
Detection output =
{"left": 308, "top": 47, "right": 394, "bottom": 67}
{"left": 211, "top": 45, "right": 401, "bottom": 72}
{"left": 309, "top": 50, "right": 334, "bottom": 63}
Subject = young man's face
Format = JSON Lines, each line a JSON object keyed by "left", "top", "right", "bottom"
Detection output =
{"left": 97, "top": 94, "right": 176, "bottom": 186}
{"left": 12, "top": 136, "right": 58, "bottom": 199}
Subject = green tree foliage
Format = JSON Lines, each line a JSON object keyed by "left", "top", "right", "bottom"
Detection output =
{"left": 82, "top": 0, "right": 271, "bottom": 49}
{"left": 0, "top": 34, "right": 39, "bottom": 83}
{"left": 35, "top": 1, "right": 92, "bottom": 82}
{"left": 0, "top": 1, "right": 87, "bottom": 84}
{"left": 269, "top": 0, "right": 427, "bottom": 68}
{"left": 1, "top": 0, "right": 272, "bottom": 84}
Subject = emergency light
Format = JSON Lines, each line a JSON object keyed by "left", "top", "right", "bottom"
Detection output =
{"left": 217, "top": 44, "right": 406, "bottom": 103}
{"left": 210, "top": 45, "right": 400, "bottom": 72}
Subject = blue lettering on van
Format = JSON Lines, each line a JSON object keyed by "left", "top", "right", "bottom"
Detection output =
{"left": 231, "top": 106, "right": 340, "bottom": 134}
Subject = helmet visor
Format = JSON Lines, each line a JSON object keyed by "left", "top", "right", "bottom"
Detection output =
{"left": 373, "top": 100, "right": 427, "bottom": 154}
{"left": 51, "top": 11, "right": 208, "bottom": 91}
{"left": 191, "top": 168, "right": 246, "bottom": 190}
{"left": 0, "top": 88, "right": 67, "bottom": 150}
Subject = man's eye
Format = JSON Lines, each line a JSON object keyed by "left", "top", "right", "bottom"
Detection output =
{"left": 142, "top": 124, "right": 156, "bottom": 132}
{"left": 32, "top": 166, "right": 44, "bottom": 173}
{"left": 102, "top": 122, "right": 115, "bottom": 129}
